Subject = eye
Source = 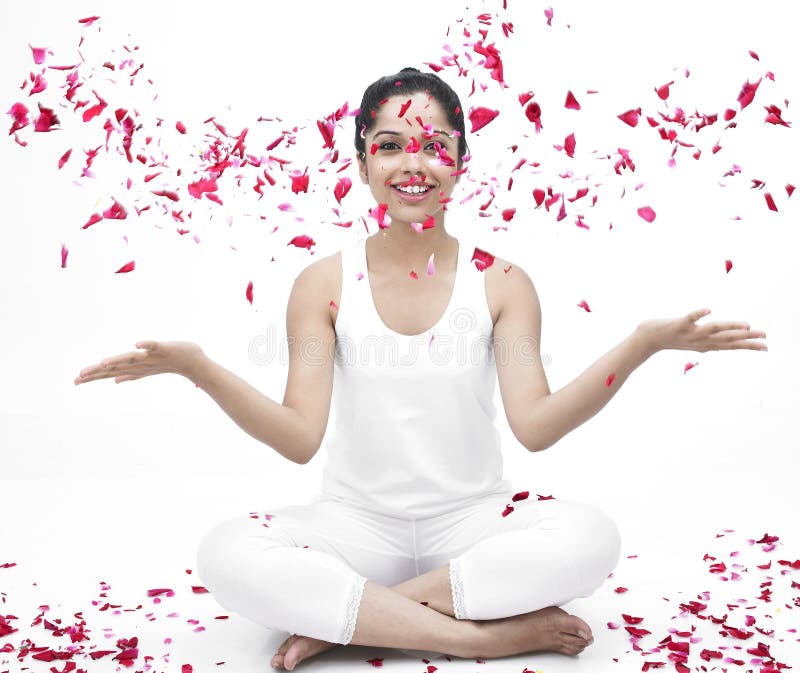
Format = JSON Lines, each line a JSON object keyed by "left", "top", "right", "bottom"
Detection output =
{"left": 379, "top": 141, "right": 400, "bottom": 150}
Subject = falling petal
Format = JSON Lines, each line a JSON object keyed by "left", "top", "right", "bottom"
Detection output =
{"left": 618, "top": 108, "right": 641, "bottom": 127}
{"left": 605, "top": 373, "right": 616, "bottom": 387}
{"left": 246, "top": 281, "right": 253, "bottom": 305}
{"left": 501, "top": 208, "right": 515, "bottom": 222}
{"left": 471, "top": 247, "right": 495, "bottom": 271}
{"left": 564, "top": 90, "right": 581, "bottom": 110}
{"left": 427, "top": 253, "right": 435, "bottom": 276}
{"left": 637, "top": 206, "right": 656, "bottom": 222}
{"left": 60, "top": 244, "right": 68, "bottom": 268}
{"left": 78, "top": 15, "right": 101, "bottom": 25}
{"left": 683, "top": 362, "right": 698, "bottom": 373}
{"left": 288, "top": 235, "right": 315, "bottom": 250}
{"left": 397, "top": 99, "right": 412, "bottom": 117}
{"left": 655, "top": 82, "right": 673, "bottom": 100}
{"left": 176, "top": 120, "right": 186, "bottom": 134}
{"left": 82, "top": 213, "right": 102, "bottom": 229}
{"left": 725, "top": 259, "right": 733, "bottom": 273}
{"left": 737, "top": 78, "right": 762, "bottom": 109}
{"left": 102, "top": 200, "right": 127, "bottom": 220}
{"left": 764, "top": 193, "right": 777, "bottom": 211}
{"left": 577, "top": 300, "right": 590, "bottom": 312}
{"left": 564, "top": 132, "right": 576, "bottom": 157}
{"left": 468, "top": 106, "right": 500, "bottom": 132}
{"left": 524, "top": 101, "right": 543, "bottom": 132}
{"left": 544, "top": 6, "right": 553, "bottom": 25}
{"left": 57, "top": 148, "right": 72, "bottom": 169}
{"left": 405, "top": 136, "right": 421, "bottom": 153}
{"left": 33, "top": 103, "right": 59, "bottom": 131}
{"left": 115, "top": 260, "right": 135, "bottom": 274}
{"left": 334, "top": 176, "right": 352, "bottom": 204}
{"left": 29, "top": 45, "right": 51, "bottom": 64}
{"left": 290, "top": 170, "right": 309, "bottom": 194}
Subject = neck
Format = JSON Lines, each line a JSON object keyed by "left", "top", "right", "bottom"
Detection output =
{"left": 370, "top": 217, "right": 456, "bottom": 272}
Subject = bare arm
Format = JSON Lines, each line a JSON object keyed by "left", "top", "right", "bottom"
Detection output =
{"left": 492, "top": 262, "right": 768, "bottom": 453}
{"left": 74, "top": 258, "right": 337, "bottom": 465}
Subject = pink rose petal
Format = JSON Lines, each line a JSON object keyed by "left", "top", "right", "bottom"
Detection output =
{"left": 637, "top": 206, "right": 656, "bottom": 222}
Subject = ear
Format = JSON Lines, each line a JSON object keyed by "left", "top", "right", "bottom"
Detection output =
{"left": 357, "top": 152, "right": 369, "bottom": 184}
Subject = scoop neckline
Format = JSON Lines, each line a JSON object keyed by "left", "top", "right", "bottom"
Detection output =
{"left": 362, "top": 236, "right": 464, "bottom": 338}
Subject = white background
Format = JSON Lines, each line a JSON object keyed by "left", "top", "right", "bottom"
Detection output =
{"left": 1, "top": 1, "right": 798, "bottom": 671}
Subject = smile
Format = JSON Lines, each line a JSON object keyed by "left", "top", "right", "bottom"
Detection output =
{"left": 392, "top": 184, "right": 433, "bottom": 195}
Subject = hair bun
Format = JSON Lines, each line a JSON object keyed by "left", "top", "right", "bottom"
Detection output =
{"left": 400, "top": 66, "right": 420, "bottom": 73}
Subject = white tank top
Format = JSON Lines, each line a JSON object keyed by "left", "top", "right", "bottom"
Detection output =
{"left": 318, "top": 234, "right": 513, "bottom": 520}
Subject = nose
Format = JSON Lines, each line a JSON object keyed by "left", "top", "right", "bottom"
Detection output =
{"left": 401, "top": 147, "right": 427, "bottom": 182}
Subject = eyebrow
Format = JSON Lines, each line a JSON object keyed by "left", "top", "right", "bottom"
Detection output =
{"left": 372, "top": 129, "right": 453, "bottom": 140}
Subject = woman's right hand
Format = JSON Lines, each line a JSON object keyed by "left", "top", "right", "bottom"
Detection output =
{"left": 73, "top": 341, "right": 207, "bottom": 385}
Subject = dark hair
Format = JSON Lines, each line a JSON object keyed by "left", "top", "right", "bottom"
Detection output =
{"left": 354, "top": 67, "right": 469, "bottom": 166}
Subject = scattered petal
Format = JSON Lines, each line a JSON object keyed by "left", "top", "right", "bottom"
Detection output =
{"left": 637, "top": 206, "right": 656, "bottom": 222}
{"left": 468, "top": 106, "right": 500, "bottom": 132}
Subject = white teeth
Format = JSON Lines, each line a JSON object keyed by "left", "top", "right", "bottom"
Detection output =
{"left": 396, "top": 185, "right": 430, "bottom": 194}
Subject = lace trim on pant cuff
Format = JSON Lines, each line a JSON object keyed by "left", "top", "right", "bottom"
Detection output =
{"left": 341, "top": 575, "right": 368, "bottom": 645}
{"left": 449, "top": 558, "right": 467, "bottom": 620}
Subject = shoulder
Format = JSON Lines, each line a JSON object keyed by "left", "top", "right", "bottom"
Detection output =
{"left": 291, "top": 249, "right": 343, "bottom": 329}
{"left": 471, "top": 243, "right": 537, "bottom": 327}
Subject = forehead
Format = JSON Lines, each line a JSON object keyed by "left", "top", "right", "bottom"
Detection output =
{"left": 370, "top": 91, "right": 453, "bottom": 133}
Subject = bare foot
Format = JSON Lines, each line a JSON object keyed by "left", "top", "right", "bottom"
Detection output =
{"left": 270, "top": 633, "right": 340, "bottom": 671}
{"left": 467, "top": 606, "right": 594, "bottom": 659}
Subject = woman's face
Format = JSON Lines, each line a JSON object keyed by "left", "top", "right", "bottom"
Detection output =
{"left": 357, "top": 91, "right": 462, "bottom": 228}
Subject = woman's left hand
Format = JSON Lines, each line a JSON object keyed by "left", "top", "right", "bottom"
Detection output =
{"left": 636, "top": 308, "right": 768, "bottom": 354}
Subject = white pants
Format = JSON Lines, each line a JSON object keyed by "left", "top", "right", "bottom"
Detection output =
{"left": 196, "top": 491, "right": 621, "bottom": 646}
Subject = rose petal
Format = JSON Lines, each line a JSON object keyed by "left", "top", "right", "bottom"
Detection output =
{"left": 468, "top": 106, "right": 500, "bottom": 133}
{"left": 617, "top": 108, "right": 641, "bottom": 127}
{"left": 564, "top": 90, "right": 581, "bottom": 110}
{"left": 115, "top": 261, "right": 135, "bottom": 274}
{"left": 637, "top": 206, "right": 656, "bottom": 222}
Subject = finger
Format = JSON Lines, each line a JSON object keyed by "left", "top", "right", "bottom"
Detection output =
{"left": 114, "top": 375, "right": 144, "bottom": 383}
{"left": 707, "top": 321, "right": 752, "bottom": 334}
{"left": 135, "top": 340, "right": 157, "bottom": 350}
{"left": 687, "top": 307, "right": 711, "bottom": 322}
{"left": 99, "top": 350, "right": 150, "bottom": 370}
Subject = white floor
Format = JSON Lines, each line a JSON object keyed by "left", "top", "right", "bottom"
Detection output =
{"left": 2, "top": 412, "right": 798, "bottom": 673}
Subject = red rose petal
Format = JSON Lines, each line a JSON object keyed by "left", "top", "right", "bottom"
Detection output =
{"left": 288, "top": 235, "right": 315, "bottom": 250}
{"left": 246, "top": 281, "right": 253, "bottom": 305}
{"left": 290, "top": 170, "right": 309, "bottom": 194}
{"left": 764, "top": 193, "right": 777, "bottom": 211}
{"left": 468, "top": 106, "right": 500, "bottom": 133}
{"left": 334, "top": 176, "right": 352, "bottom": 204}
{"left": 737, "top": 78, "right": 762, "bottom": 109}
{"left": 33, "top": 103, "right": 59, "bottom": 132}
{"left": 564, "top": 90, "right": 581, "bottom": 110}
{"left": 618, "top": 108, "right": 641, "bottom": 127}
{"left": 605, "top": 373, "right": 616, "bottom": 387}
{"left": 58, "top": 148, "right": 72, "bottom": 169}
{"left": 725, "top": 259, "right": 733, "bottom": 273}
{"left": 577, "top": 300, "right": 590, "bottom": 312}
{"left": 176, "top": 120, "right": 187, "bottom": 134}
{"left": 60, "top": 244, "right": 68, "bottom": 268}
{"left": 115, "top": 261, "right": 135, "bottom": 274}
{"left": 405, "top": 136, "right": 421, "bottom": 153}
{"left": 564, "top": 132, "right": 576, "bottom": 157}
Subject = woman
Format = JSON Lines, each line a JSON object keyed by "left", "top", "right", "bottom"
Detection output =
{"left": 74, "top": 67, "right": 767, "bottom": 670}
